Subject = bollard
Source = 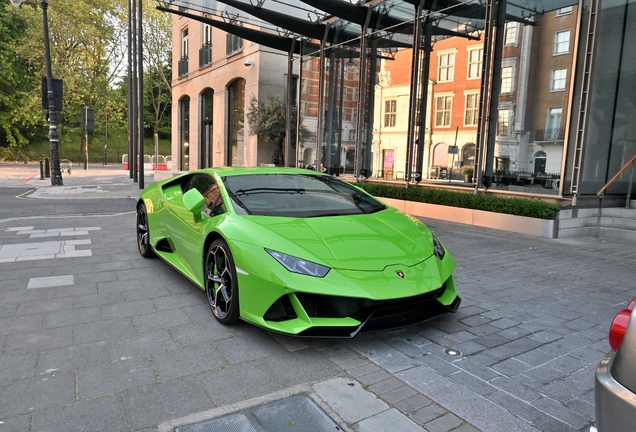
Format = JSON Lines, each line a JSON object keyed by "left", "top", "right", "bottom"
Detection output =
{"left": 44, "top": 157, "right": 50, "bottom": 178}
{"left": 39, "top": 160, "right": 45, "bottom": 180}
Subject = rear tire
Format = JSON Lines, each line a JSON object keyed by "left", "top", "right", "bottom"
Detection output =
{"left": 136, "top": 203, "right": 155, "bottom": 258}
{"left": 205, "top": 238, "right": 240, "bottom": 324}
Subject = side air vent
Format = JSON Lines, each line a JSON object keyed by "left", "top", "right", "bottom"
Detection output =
{"left": 155, "top": 238, "right": 173, "bottom": 253}
{"left": 264, "top": 295, "right": 297, "bottom": 321}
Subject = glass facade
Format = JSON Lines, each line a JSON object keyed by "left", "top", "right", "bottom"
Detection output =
{"left": 564, "top": 0, "right": 636, "bottom": 196}
{"left": 166, "top": 0, "right": 635, "bottom": 199}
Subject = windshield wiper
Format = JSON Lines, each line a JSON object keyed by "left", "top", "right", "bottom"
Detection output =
{"left": 233, "top": 187, "right": 305, "bottom": 196}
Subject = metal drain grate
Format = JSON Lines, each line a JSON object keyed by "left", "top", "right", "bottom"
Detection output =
{"left": 175, "top": 395, "right": 342, "bottom": 432}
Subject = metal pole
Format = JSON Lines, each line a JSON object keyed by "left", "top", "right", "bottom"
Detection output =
{"left": 104, "top": 110, "right": 108, "bottom": 165}
{"left": 131, "top": 0, "right": 138, "bottom": 183}
{"left": 483, "top": 0, "right": 507, "bottom": 189}
{"left": 127, "top": 0, "right": 133, "bottom": 178}
{"left": 284, "top": 41, "right": 295, "bottom": 167}
{"left": 41, "top": 0, "right": 63, "bottom": 186}
{"left": 296, "top": 41, "right": 304, "bottom": 168}
{"left": 84, "top": 106, "right": 88, "bottom": 170}
{"left": 138, "top": 0, "right": 144, "bottom": 189}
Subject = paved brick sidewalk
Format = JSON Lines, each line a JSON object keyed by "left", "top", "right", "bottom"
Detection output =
{"left": 342, "top": 219, "right": 635, "bottom": 432}
{"left": 0, "top": 212, "right": 482, "bottom": 432}
{"left": 2, "top": 165, "right": 631, "bottom": 431}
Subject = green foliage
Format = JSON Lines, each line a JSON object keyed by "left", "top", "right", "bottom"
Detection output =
{"left": 356, "top": 183, "right": 561, "bottom": 220}
{"left": 0, "top": 0, "right": 172, "bottom": 157}
{"left": 0, "top": 130, "right": 171, "bottom": 164}
{"left": 0, "top": 3, "right": 42, "bottom": 147}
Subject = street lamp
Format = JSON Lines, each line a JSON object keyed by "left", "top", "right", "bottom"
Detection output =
{"left": 12, "top": 0, "right": 63, "bottom": 186}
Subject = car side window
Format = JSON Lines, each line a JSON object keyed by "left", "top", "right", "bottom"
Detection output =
{"left": 185, "top": 174, "right": 226, "bottom": 217}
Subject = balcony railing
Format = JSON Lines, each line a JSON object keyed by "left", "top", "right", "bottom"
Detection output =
{"left": 178, "top": 56, "right": 188, "bottom": 77}
{"left": 199, "top": 43, "right": 212, "bottom": 68}
{"left": 535, "top": 127, "right": 565, "bottom": 141}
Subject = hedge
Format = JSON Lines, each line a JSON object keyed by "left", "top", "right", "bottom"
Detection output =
{"left": 355, "top": 183, "right": 561, "bottom": 220}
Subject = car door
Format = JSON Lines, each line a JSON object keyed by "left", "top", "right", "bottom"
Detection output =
{"left": 163, "top": 173, "right": 226, "bottom": 285}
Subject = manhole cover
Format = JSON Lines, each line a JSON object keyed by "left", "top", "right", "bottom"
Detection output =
{"left": 175, "top": 395, "right": 342, "bottom": 432}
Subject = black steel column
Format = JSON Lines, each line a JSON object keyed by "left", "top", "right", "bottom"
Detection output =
{"left": 127, "top": 0, "right": 133, "bottom": 179}
{"left": 131, "top": 0, "right": 138, "bottom": 183}
{"left": 138, "top": 0, "right": 144, "bottom": 189}
{"left": 315, "top": 27, "right": 330, "bottom": 172}
{"left": 415, "top": 22, "right": 432, "bottom": 180}
{"left": 482, "top": 0, "right": 507, "bottom": 189}
{"left": 405, "top": 1, "right": 425, "bottom": 187}
{"left": 354, "top": 8, "right": 373, "bottom": 182}
{"left": 285, "top": 40, "right": 295, "bottom": 167}
{"left": 41, "top": 0, "right": 63, "bottom": 186}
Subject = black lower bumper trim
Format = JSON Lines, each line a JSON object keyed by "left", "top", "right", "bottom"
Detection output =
{"left": 294, "top": 295, "right": 462, "bottom": 338}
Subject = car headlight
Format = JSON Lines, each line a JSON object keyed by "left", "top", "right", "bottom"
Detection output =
{"left": 432, "top": 234, "right": 446, "bottom": 260}
{"left": 265, "top": 249, "right": 330, "bottom": 277}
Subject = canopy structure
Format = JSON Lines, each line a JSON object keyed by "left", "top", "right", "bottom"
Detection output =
{"left": 158, "top": 0, "right": 579, "bottom": 187}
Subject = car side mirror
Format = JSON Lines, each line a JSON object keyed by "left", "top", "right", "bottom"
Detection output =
{"left": 183, "top": 189, "right": 206, "bottom": 215}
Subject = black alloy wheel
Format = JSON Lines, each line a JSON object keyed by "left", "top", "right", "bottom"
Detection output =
{"left": 136, "top": 203, "right": 154, "bottom": 258}
{"left": 205, "top": 238, "right": 240, "bottom": 324}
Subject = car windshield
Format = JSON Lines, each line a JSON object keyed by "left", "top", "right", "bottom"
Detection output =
{"left": 222, "top": 174, "right": 386, "bottom": 217}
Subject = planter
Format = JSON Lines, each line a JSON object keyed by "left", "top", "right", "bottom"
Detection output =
{"left": 378, "top": 197, "right": 559, "bottom": 238}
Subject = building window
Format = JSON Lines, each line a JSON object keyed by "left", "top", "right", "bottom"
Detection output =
{"left": 462, "top": 143, "right": 475, "bottom": 167}
{"left": 433, "top": 143, "right": 449, "bottom": 167}
{"left": 501, "top": 67, "right": 513, "bottom": 93}
{"left": 464, "top": 93, "right": 479, "bottom": 126}
{"left": 226, "top": 33, "right": 243, "bottom": 55}
{"left": 179, "top": 96, "right": 190, "bottom": 171}
{"left": 352, "top": 66, "right": 360, "bottom": 81}
{"left": 498, "top": 109, "right": 510, "bottom": 136}
{"left": 534, "top": 151, "right": 547, "bottom": 174}
{"left": 554, "top": 30, "right": 570, "bottom": 55}
{"left": 203, "top": 24, "right": 211, "bottom": 45}
{"left": 384, "top": 100, "right": 396, "bottom": 127}
{"left": 551, "top": 69, "right": 567, "bottom": 91}
{"left": 468, "top": 48, "right": 483, "bottom": 79}
{"left": 556, "top": 6, "right": 572, "bottom": 16}
{"left": 504, "top": 22, "right": 519, "bottom": 45}
{"left": 353, "top": 88, "right": 359, "bottom": 102}
{"left": 435, "top": 95, "right": 452, "bottom": 127}
{"left": 178, "top": 28, "right": 189, "bottom": 77}
{"left": 438, "top": 52, "right": 455, "bottom": 82}
{"left": 545, "top": 107, "right": 562, "bottom": 140}
{"left": 199, "top": 24, "right": 212, "bottom": 67}
{"left": 352, "top": 108, "right": 358, "bottom": 125}
{"left": 300, "top": 101, "right": 309, "bottom": 116}
{"left": 300, "top": 78, "right": 310, "bottom": 93}
{"left": 227, "top": 79, "right": 245, "bottom": 166}
{"left": 181, "top": 28, "right": 189, "bottom": 58}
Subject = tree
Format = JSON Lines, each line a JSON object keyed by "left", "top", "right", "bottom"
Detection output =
{"left": 246, "top": 95, "right": 312, "bottom": 166}
{"left": 141, "top": 2, "right": 172, "bottom": 138}
{"left": 0, "top": 3, "right": 44, "bottom": 151}
{"left": 0, "top": 0, "right": 173, "bottom": 161}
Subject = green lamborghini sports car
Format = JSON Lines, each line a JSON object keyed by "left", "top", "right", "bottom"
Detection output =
{"left": 136, "top": 167, "right": 460, "bottom": 337}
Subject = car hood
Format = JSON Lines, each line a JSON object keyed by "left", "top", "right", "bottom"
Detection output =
{"left": 240, "top": 208, "right": 435, "bottom": 271}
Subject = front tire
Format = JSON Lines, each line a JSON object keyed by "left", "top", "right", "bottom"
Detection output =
{"left": 205, "top": 238, "right": 240, "bottom": 324}
{"left": 136, "top": 203, "right": 155, "bottom": 258}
